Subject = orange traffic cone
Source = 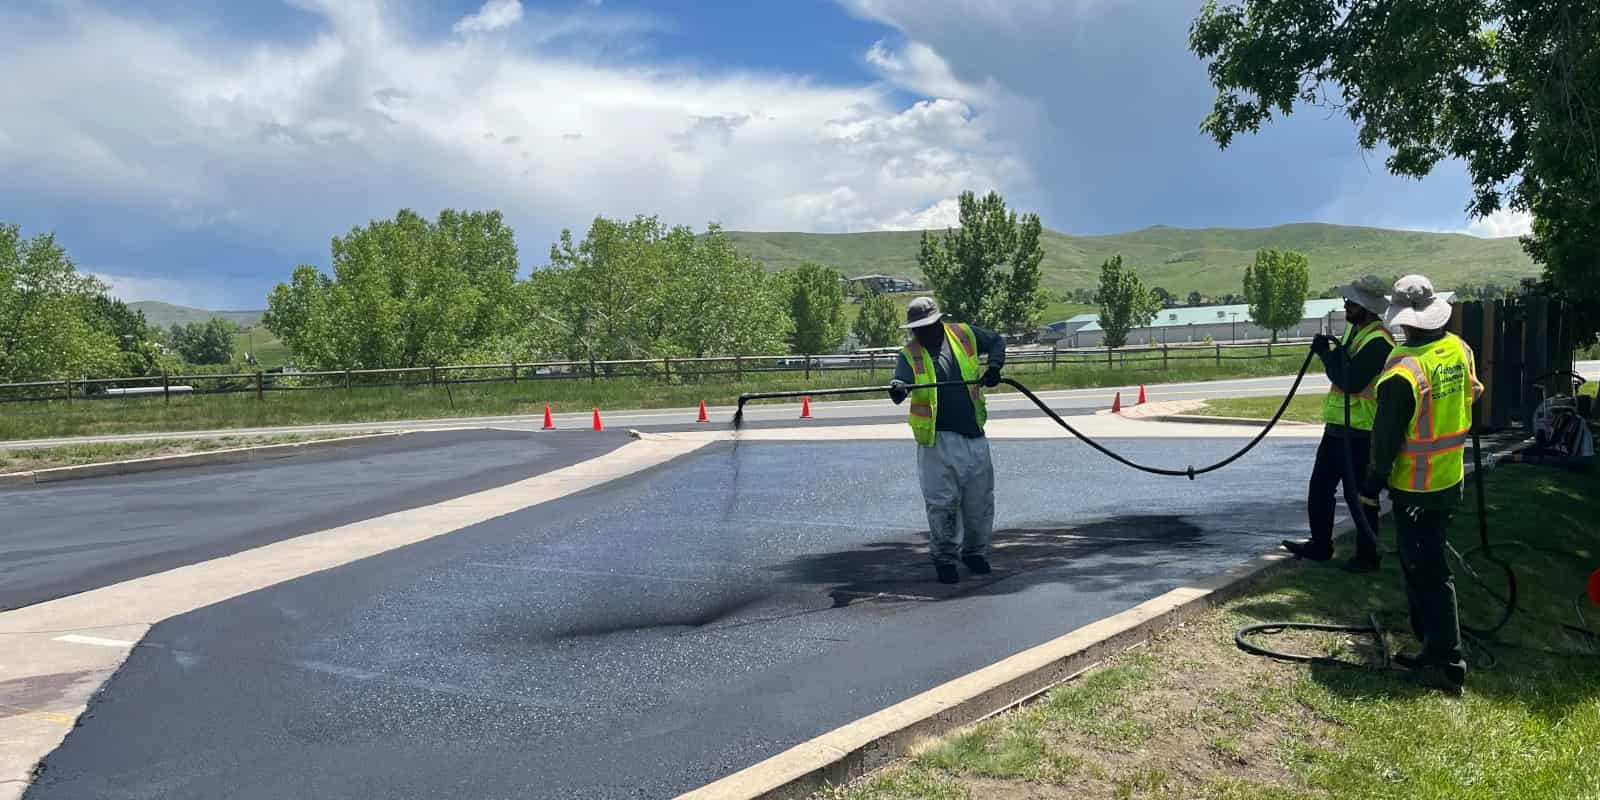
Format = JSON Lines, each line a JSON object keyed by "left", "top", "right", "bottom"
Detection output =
{"left": 800, "top": 396, "right": 812, "bottom": 419}
{"left": 1137, "top": 384, "right": 1147, "bottom": 405}
{"left": 542, "top": 405, "right": 555, "bottom": 430}
{"left": 697, "top": 400, "right": 709, "bottom": 423}
{"left": 592, "top": 407, "right": 604, "bottom": 431}
{"left": 1111, "top": 391, "right": 1122, "bottom": 413}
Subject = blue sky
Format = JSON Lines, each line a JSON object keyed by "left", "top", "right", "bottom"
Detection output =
{"left": 0, "top": 0, "right": 1527, "bottom": 309}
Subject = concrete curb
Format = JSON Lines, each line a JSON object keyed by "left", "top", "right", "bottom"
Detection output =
{"left": 1156, "top": 414, "right": 1317, "bottom": 427}
{"left": 0, "top": 432, "right": 404, "bottom": 487}
{"left": 677, "top": 433, "right": 1531, "bottom": 800}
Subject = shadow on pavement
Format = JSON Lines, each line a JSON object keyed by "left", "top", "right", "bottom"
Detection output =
{"left": 770, "top": 515, "right": 1216, "bottom": 608}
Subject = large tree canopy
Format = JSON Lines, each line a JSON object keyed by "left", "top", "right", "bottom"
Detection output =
{"left": 263, "top": 208, "right": 520, "bottom": 370}
{"left": 1190, "top": 0, "right": 1600, "bottom": 334}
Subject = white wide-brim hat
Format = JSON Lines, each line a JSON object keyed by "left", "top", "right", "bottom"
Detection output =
{"left": 1383, "top": 274, "right": 1452, "bottom": 329}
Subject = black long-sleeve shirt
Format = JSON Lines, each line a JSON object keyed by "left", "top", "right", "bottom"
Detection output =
{"left": 1368, "top": 328, "right": 1463, "bottom": 510}
{"left": 891, "top": 323, "right": 1006, "bottom": 437}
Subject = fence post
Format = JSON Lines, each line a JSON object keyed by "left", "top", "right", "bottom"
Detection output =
{"left": 1051, "top": 345, "right": 1058, "bottom": 372}
{"left": 805, "top": 356, "right": 811, "bottom": 380}
{"left": 735, "top": 354, "right": 743, "bottom": 381}
{"left": 663, "top": 357, "right": 671, "bottom": 382}
{"left": 1106, "top": 348, "right": 1113, "bottom": 368}
{"left": 1162, "top": 344, "right": 1169, "bottom": 370}
{"left": 589, "top": 357, "right": 598, "bottom": 384}
{"left": 1216, "top": 343, "right": 1222, "bottom": 366}
{"left": 869, "top": 351, "right": 876, "bottom": 377}
{"left": 430, "top": 365, "right": 438, "bottom": 386}
{"left": 511, "top": 361, "right": 518, "bottom": 383}
{"left": 1267, "top": 341, "right": 1273, "bottom": 358}
{"left": 256, "top": 371, "right": 264, "bottom": 402}
{"left": 163, "top": 372, "right": 170, "bottom": 405}
{"left": 345, "top": 369, "right": 352, "bottom": 395}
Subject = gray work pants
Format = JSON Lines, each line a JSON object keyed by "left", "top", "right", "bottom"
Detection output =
{"left": 916, "top": 432, "right": 995, "bottom": 565}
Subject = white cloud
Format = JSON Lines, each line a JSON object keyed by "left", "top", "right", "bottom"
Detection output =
{"left": 877, "top": 197, "right": 963, "bottom": 230}
{"left": 453, "top": 0, "right": 524, "bottom": 35}
{"left": 1464, "top": 208, "right": 1533, "bottom": 238}
{"left": 0, "top": 0, "right": 1024, "bottom": 302}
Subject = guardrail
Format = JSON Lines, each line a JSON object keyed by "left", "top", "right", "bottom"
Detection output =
{"left": 0, "top": 338, "right": 1315, "bottom": 405}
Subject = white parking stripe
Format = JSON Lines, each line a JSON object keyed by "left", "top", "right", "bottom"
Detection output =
{"left": 52, "top": 634, "right": 135, "bottom": 648}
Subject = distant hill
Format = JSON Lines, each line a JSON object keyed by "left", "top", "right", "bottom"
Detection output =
{"left": 129, "top": 302, "right": 264, "bottom": 330}
{"left": 724, "top": 222, "right": 1539, "bottom": 304}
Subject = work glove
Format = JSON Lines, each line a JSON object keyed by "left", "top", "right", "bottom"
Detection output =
{"left": 1359, "top": 475, "right": 1385, "bottom": 508}
{"left": 1311, "top": 334, "right": 1336, "bottom": 356}
{"left": 981, "top": 365, "right": 1003, "bottom": 387}
{"left": 888, "top": 379, "right": 909, "bottom": 404}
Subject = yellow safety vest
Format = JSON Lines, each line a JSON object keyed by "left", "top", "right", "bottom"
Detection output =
{"left": 1320, "top": 320, "right": 1396, "bottom": 430}
{"left": 1378, "top": 332, "right": 1484, "bottom": 493}
{"left": 903, "top": 322, "right": 986, "bottom": 447}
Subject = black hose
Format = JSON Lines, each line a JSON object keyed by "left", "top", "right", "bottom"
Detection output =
{"left": 733, "top": 349, "right": 1321, "bottom": 480}
{"left": 1234, "top": 613, "right": 1389, "bottom": 667}
{"left": 994, "top": 352, "right": 1316, "bottom": 480}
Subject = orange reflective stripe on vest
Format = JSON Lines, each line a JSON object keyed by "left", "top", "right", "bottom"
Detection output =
{"left": 1380, "top": 334, "right": 1476, "bottom": 493}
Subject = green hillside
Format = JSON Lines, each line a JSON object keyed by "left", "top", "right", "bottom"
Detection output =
{"left": 725, "top": 222, "right": 1538, "bottom": 302}
{"left": 129, "top": 301, "right": 263, "bottom": 329}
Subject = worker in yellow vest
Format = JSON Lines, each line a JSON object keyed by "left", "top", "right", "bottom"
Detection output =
{"left": 1282, "top": 275, "right": 1395, "bottom": 571}
{"left": 888, "top": 297, "right": 1006, "bottom": 584}
{"left": 1360, "top": 275, "right": 1484, "bottom": 693}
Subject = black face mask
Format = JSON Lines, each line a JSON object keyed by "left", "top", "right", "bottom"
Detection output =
{"left": 913, "top": 324, "right": 944, "bottom": 350}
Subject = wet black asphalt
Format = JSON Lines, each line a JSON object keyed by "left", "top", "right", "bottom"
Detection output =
{"left": 0, "top": 429, "right": 630, "bottom": 611}
{"left": 22, "top": 433, "right": 1323, "bottom": 800}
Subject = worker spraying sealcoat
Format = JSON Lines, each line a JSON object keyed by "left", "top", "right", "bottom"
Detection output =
{"left": 1282, "top": 275, "right": 1394, "bottom": 571}
{"left": 887, "top": 297, "right": 1007, "bottom": 585}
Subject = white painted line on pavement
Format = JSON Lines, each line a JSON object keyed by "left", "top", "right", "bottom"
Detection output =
{"left": 52, "top": 635, "right": 135, "bottom": 649}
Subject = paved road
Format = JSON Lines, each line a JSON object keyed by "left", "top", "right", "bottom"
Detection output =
{"left": 24, "top": 434, "right": 1323, "bottom": 800}
{"left": 0, "top": 429, "right": 629, "bottom": 611}
{"left": 3, "top": 370, "right": 1331, "bottom": 449}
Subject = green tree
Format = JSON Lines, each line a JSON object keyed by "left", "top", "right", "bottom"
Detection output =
{"left": 1186, "top": 290, "right": 1204, "bottom": 306}
{"left": 660, "top": 224, "right": 789, "bottom": 358}
{"left": 167, "top": 318, "right": 237, "bottom": 365}
{"left": 1152, "top": 287, "right": 1174, "bottom": 308}
{"left": 263, "top": 208, "right": 520, "bottom": 369}
{"left": 1189, "top": 0, "right": 1600, "bottom": 341}
{"left": 853, "top": 292, "right": 902, "bottom": 348}
{"left": 0, "top": 223, "right": 123, "bottom": 382}
{"left": 916, "top": 190, "right": 1046, "bottom": 333}
{"left": 1241, "top": 249, "right": 1310, "bottom": 342}
{"left": 1094, "top": 254, "right": 1160, "bottom": 349}
{"left": 783, "top": 262, "right": 846, "bottom": 355}
{"left": 531, "top": 217, "right": 789, "bottom": 364}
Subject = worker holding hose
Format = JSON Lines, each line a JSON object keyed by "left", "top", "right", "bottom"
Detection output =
{"left": 1282, "top": 275, "right": 1395, "bottom": 571}
{"left": 887, "top": 297, "right": 1006, "bottom": 584}
{"left": 1361, "top": 274, "right": 1484, "bottom": 692}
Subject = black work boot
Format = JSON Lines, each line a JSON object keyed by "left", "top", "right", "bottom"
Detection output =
{"left": 961, "top": 554, "right": 991, "bottom": 574}
{"left": 1342, "top": 554, "right": 1382, "bottom": 573}
{"left": 935, "top": 563, "right": 959, "bottom": 584}
{"left": 1281, "top": 539, "right": 1333, "bottom": 562}
{"left": 1392, "top": 651, "right": 1466, "bottom": 694}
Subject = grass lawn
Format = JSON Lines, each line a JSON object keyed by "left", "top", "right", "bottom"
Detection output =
{"left": 0, "top": 433, "right": 344, "bottom": 472}
{"left": 1194, "top": 395, "right": 1326, "bottom": 424}
{"left": 1, "top": 347, "right": 1311, "bottom": 441}
{"left": 232, "top": 327, "right": 290, "bottom": 369}
{"left": 819, "top": 460, "right": 1600, "bottom": 800}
